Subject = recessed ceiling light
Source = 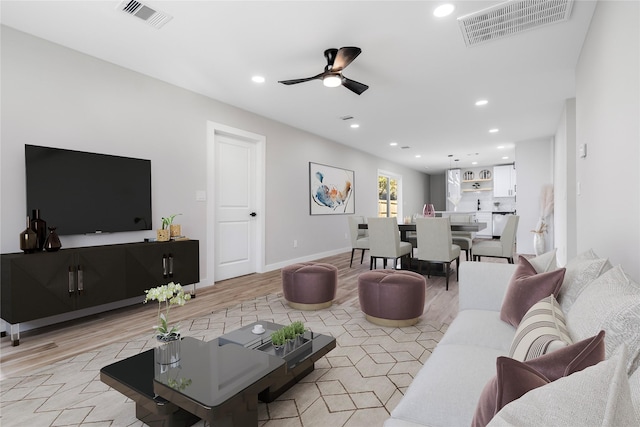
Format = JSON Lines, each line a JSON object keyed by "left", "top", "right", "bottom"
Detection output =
{"left": 489, "top": 128, "right": 499, "bottom": 133}
{"left": 472, "top": 161, "right": 478, "bottom": 165}
{"left": 389, "top": 142, "right": 398, "bottom": 146}
{"left": 497, "top": 145, "right": 505, "bottom": 149}
{"left": 415, "top": 155, "right": 422, "bottom": 158}
{"left": 433, "top": 4, "right": 455, "bottom": 17}
{"left": 350, "top": 123, "right": 360, "bottom": 129}
{"left": 251, "top": 75, "right": 265, "bottom": 83}
{"left": 502, "top": 156, "right": 509, "bottom": 160}
{"left": 475, "top": 99, "right": 489, "bottom": 106}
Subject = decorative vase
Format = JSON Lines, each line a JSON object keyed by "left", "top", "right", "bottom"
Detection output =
{"left": 533, "top": 233, "right": 545, "bottom": 256}
{"left": 30, "top": 209, "right": 47, "bottom": 251}
{"left": 169, "top": 224, "right": 181, "bottom": 237}
{"left": 155, "top": 336, "right": 181, "bottom": 366}
{"left": 273, "top": 344, "right": 285, "bottom": 357}
{"left": 157, "top": 229, "right": 170, "bottom": 242}
{"left": 285, "top": 339, "right": 295, "bottom": 354}
{"left": 19, "top": 216, "right": 38, "bottom": 254}
{"left": 423, "top": 204, "right": 435, "bottom": 217}
{"left": 44, "top": 227, "right": 62, "bottom": 252}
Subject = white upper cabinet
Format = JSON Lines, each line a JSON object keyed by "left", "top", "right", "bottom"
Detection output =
{"left": 493, "top": 164, "right": 516, "bottom": 197}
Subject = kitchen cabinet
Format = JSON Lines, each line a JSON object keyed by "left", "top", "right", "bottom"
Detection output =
{"left": 493, "top": 164, "right": 517, "bottom": 197}
{"left": 1, "top": 240, "right": 199, "bottom": 345}
{"left": 476, "top": 212, "right": 493, "bottom": 238}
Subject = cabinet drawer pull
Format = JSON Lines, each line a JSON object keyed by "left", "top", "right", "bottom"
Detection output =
{"left": 168, "top": 254, "right": 174, "bottom": 278}
{"left": 162, "top": 254, "right": 168, "bottom": 278}
{"left": 77, "top": 265, "right": 84, "bottom": 295}
{"left": 68, "top": 266, "right": 75, "bottom": 295}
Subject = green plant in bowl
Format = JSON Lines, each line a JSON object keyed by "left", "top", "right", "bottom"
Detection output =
{"left": 161, "top": 214, "right": 182, "bottom": 230}
{"left": 270, "top": 329, "right": 285, "bottom": 347}
{"left": 282, "top": 324, "right": 296, "bottom": 341}
{"left": 291, "top": 321, "right": 305, "bottom": 336}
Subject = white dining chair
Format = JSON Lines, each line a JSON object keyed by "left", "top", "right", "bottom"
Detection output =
{"left": 449, "top": 214, "right": 474, "bottom": 261}
{"left": 472, "top": 215, "right": 520, "bottom": 263}
{"left": 347, "top": 216, "right": 370, "bottom": 267}
{"left": 415, "top": 217, "right": 461, "bottom": 291}
{"left": 367, "top": 217, "right": 413, "bottom": 270}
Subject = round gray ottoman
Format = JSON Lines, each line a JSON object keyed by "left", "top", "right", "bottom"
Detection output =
{"left": 358, "top": 269, "right": 426, "bottom": 327}
{"left": 282, "top": 262, "right": 337, "bottom": 310}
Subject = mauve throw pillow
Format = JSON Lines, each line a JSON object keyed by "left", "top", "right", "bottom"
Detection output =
{"left": 500, "top": 256, "right": 566, "bottom": 327}
{"left": 471, "top": 331, "right": 605, "bottom": 427}
{"left": 472, "top": 358, "right": 550, "bottom": 427}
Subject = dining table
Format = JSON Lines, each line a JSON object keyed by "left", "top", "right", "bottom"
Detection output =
{"left": 358, "top": 221, "right": 487, "bottom": 242}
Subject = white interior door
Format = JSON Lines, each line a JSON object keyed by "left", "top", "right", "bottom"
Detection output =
{"left": 210, "top": 126, "right": 264, "bottom": 282}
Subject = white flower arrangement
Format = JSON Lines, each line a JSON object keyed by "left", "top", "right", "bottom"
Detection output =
{"left": 144, "top": 282, "right": 191, "bottom": 341}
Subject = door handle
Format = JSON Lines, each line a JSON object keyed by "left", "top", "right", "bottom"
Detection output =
{"left": 249, "top": 212, "right": 257, "bottom": 217}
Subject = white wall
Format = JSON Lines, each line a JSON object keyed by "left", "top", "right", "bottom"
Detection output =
{"left": 515, "top": 138, "right": 555, "bottom": 255}
{"left": 0, "top": 26, "right": 430, "bottom": 286}
{"left": 554, "top": 99, "right": 577, "bottom": 266}
{"left": 573, "top": 0, "right": 640, "bottom": 280}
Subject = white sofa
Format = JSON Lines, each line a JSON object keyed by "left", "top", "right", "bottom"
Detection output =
{"left": 385, "top": 251, "right": 640, "bottom": 427}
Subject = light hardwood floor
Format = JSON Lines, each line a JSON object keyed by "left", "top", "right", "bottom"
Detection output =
{"left": 0, "top": 250, "right": 477, "bottom": 380}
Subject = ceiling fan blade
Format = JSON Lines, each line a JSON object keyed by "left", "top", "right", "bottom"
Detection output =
{"left": 342, "top": 77, "right": 369, "bottom": 95}
{"left": 332, "top": 47, "right": 362, "bottom": 72}
{"left": 278, "top": 73, "right": 324, "bottom": 85}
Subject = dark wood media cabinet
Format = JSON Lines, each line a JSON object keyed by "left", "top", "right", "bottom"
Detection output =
{"left": 1, "top": 239, "right": 199, "bottom": 346}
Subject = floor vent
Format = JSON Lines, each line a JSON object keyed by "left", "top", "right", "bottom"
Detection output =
{"left": 458, "top": 0, "right": 574, "bottom": 47}
{"left": 116, "top": 0, "right": 173, "bottom": 29}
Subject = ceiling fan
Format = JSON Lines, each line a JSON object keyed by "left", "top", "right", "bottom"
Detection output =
{"left": 278, "top": 47, "right": 369, "bottom": 95}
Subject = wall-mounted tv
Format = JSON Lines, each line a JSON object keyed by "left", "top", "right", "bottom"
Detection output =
{"left": 25, "top": 145, "right": 152, "bottom": 236}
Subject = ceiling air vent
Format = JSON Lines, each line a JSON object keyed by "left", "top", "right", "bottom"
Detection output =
{"left": 458, "top": 0, "right": 574, "bottom": 47}
{"left": 117, "top": 0, "right": 173, "bottom": 29}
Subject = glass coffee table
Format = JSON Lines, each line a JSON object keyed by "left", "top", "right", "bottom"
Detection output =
{"left": 100, "top": 321, "right": 335, "bottom": 426}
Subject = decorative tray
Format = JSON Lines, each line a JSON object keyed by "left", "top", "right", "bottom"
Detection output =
{"left": 256, "top": 337, "right": 313, "bottom": 368}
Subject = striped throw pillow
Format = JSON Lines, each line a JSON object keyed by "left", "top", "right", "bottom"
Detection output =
{"left": 509, "top": 295, "right": 572, "bottom": 361}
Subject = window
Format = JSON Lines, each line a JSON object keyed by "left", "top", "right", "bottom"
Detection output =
{"left": 378, "top": 171, "right": 402, "bottom": 218}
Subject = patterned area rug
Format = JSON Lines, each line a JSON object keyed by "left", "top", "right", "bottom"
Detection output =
{"left": 0, "top": 293, "right": 447, "bottom": 427}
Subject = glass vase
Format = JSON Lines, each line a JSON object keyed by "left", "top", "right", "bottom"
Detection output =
{"left": 155, "top": 336, "right": 181, "bottom": 367}
{"left": 44, "top": 227, "right": 62, "bottom": 252}
{"left": 19, "top": 216, "right": 38, "bottom": 254}
{"left": 30, "top": 209, "right": 47, "bottom": 251}
{"left": 423, "top": 204, "right": 435, "bottom": 217}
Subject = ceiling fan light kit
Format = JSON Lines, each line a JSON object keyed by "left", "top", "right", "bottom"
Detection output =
{"left": 323, "top": 75, "right": 342, "bottom": 88}
{"left": 278, "top": 47, "right": 369, "bottom": 95}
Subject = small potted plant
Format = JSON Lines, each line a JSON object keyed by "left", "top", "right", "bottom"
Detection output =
{"left": 144, "top": 282, "right": 191, "bottom": 365}
{"left": 270, "top": 329, "right": 286, "bottom": 356}
{"left": 157, "top": 214, "right": 181, "bottom": 241}
{"left": 291, "top": 321, "right": 306, "bottom": 347}
{"left": 165, "top": 213, "right": 182, "bottom": 238}
{"left": 282, "top": 324, "right": 297, "bottom": 353}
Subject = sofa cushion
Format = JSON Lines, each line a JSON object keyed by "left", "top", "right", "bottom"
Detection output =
{"left": 439, "top": 310, "right": 515, "bottom": 352}
{"left": 389, "top": 344, "right": 505, "bottom": 427}
{"left": 500, "top": 256, "right": 566, "bottom": 327}
{"left": 471, "top": 357, "right": 550, "bottom": 427}
{"left": 487, "top": 346, "right": 637, "bottom": 427}
{"left": 527, "top": 249, "right": 558, "bottom": 273}
{"left": 509, "top": 295, "right": 572, "bottom": 361}
{"left": 558, "top": 249, "right": 610, "bottom": 313}
{"left": 472, "top": 332, "right": 605, "bottom": 427}
{"left": 631, "top": 362, "right": 640, "bottom": 422}
{"left": 567, "top": 264, "right": 640, "bottom": 375}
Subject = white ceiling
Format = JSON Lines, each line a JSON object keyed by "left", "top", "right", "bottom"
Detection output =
{"left": 0, "top": 0, "right": 597, "bottom": 173}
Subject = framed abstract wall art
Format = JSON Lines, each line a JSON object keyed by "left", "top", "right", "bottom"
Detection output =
{"left": 309, "top": 162, "right": 355, "bottom": 215}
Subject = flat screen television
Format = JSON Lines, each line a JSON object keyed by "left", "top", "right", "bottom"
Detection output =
{"left": 25, "top": 145, "right": 152, "bottom": 236}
